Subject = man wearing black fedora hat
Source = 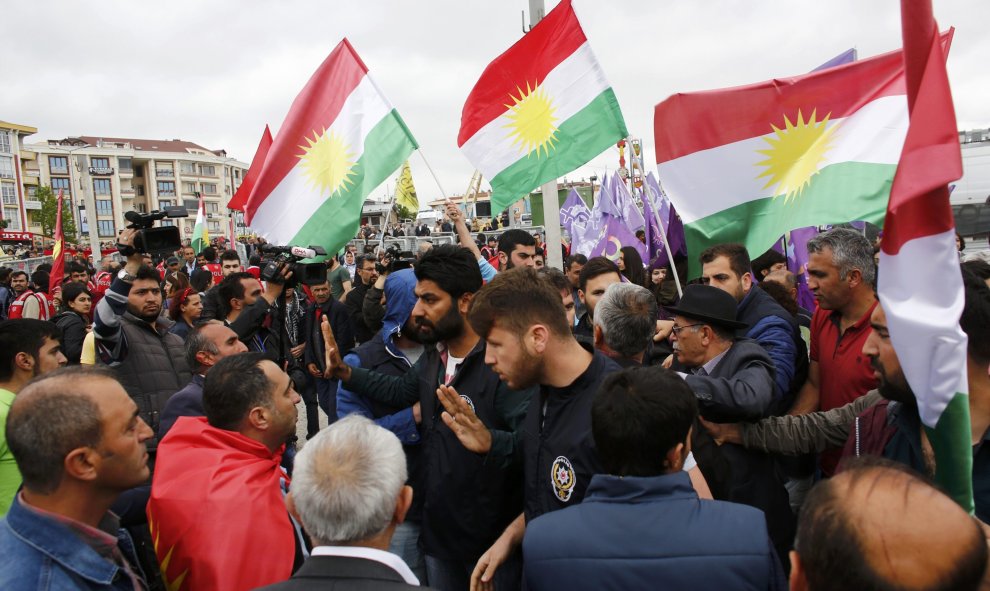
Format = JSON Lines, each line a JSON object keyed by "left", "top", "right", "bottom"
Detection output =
{"left": 667, "top": 284, "right": 795, "bottom": 565}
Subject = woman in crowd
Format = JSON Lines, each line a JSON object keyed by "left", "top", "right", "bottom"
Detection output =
{"left": 53, "top": 282, "right": 92, "bottom": 364}
{"left": 617, "top": 246, "right": 646, "bottom": 287}
{"left": 163, "top": 271, "right": 191, "bottom": 310}
{"left": 168, "top": 287, "right": 202, "bottom": 340}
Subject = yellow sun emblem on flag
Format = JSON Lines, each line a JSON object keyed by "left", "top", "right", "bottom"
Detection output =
{"left": 755, "top": 109, "right": 837, "bottom": 202}
{"left": 504, "top": 81, "right": 559, "bottom": 158}
{"left": 298, "top": 127, "right": 357, "bottom": 197}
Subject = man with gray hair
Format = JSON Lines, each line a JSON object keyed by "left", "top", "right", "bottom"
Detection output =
{"left": 788, "top": 227, "right": 878, "bottom": 477}
{"left": 259, "top": 415, "right": 430, "bottom": 590}
{"left": 592, "top": 282, "right": 657, "bottom": 367}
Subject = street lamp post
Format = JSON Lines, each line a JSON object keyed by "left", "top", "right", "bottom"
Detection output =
{"left": 52, "top": 143, "right": 102, "bottom": 258}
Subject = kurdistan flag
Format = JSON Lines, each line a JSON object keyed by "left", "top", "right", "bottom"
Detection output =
{"left": 654, "top": 33, "right": 950, "bottom": 277}
{"left": 458, "top": 0, "right": 627, "bottom": 215}
{"left": 394, "top": 161, "right": 418, "bottom": 214}
{"left": 190, "top": 193, "right": 209, "bottom": 254}
{"left": 244, "top": 39, "right": 418, "bottom": 257}
{"left": 881, "top": 12, "right": 971, "bottom": 510}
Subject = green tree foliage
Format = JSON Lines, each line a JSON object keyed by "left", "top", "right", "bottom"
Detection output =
{"left": 36, "top": 186, "right": 77, "bottom": 238}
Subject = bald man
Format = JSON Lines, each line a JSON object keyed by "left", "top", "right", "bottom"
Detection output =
{"left": 791, "top": 457, "right": 986, "bottom": 591}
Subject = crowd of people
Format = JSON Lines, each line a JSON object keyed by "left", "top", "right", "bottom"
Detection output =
{"left": 0, "top": 206, "right": 988, "bottom": 591}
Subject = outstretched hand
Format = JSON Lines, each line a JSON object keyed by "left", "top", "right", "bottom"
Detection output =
{"left": 437, "top": 384, "right": 492, "bottom": 454}
{"left": 321, "top": 315, "right": 350, "bottom": 381}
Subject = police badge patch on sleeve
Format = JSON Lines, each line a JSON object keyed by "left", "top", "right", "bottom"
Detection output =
{"left": 550, "top": 456, "right": 576, "bottom": 502}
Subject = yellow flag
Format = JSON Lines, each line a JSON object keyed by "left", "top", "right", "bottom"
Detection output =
{"left": 395, "top": 161, "right": 418, "bottom": 212}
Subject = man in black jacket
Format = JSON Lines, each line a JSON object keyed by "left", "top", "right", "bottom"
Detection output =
{"left": 322, "top": 245, "right": 531, "bottom": 591}
{"left": 304, "top": 279, "right": 355, "bottom": 423}
{"left": 345, "top": 255, "right": 379, "bottom": 345}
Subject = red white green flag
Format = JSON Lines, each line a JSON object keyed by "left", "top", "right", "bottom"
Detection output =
{"left": 48, "top": 189, "right": 65, "bottom": 297}
{"left": 458, "top": 0, "right": 627, "bottom": 215}
{"left": 227, "top": 125, "right": 273, "bottom": 212}
{"left": 881, "top": 5, "right": 971, "bottom": 511}
{"left": 190, "top": 193, "right": 209, "bottom": 255}
{"left": 654, "top": 33, "right": 949, "bottom": 277}
{"left": 245, "top": 40, "right": 417, "bottom": 256}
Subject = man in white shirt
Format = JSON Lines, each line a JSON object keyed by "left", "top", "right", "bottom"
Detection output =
{"left": 258, "top": 415, "right": 430, "bottom": 590}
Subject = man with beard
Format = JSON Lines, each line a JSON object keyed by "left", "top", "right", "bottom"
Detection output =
{"left": 344, "top": 254, "right": 379, "bottom": 344}
{"left": 94, "top": 228, "right": 192, "bottom": 455}
{"left": 446, "top": 202, "right": 536, "bottom": 280}
{"left": 6, "top": 270, "right": 55, "bottom": 321}
{"left": 704, "top": 268, "right": 990, "bottom": 520}
{"left": 0, "top": 319, "right": 68, "bottom": 515}
{"left": 437, "top": 269, "right": 711, "bottom": 589}
{"left": 573, "top": 257, "right": 622, "bottom": 340}
{"left": 322, "top": 244, "right": 532, "bottom": 591}
{"left": 149, "top": 353, "right": 306, "bottom": 590}
{"left": 337, "top": 268, "right": 427, "bottom": 580}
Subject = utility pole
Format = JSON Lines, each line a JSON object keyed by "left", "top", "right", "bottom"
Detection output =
{"left": 527, "top": 0, "right": 564, "bottom": 270}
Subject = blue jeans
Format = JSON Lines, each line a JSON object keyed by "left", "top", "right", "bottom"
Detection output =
{"left": 315, "top": 377, "right": 339, "bottom": 424}
{"left": 425, "top": 551, "right": 522, "bottom": 591}
{"left": 389, "top": 521, "right": 426, "bottom": 584}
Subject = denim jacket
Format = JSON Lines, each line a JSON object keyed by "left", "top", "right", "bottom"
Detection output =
{"left": 0, "top": 495, "right": 143, "bottom": 590}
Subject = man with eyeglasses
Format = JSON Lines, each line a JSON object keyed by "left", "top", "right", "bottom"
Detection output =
{"left": 667, "top": 284, "right": 794, "bottom": 565}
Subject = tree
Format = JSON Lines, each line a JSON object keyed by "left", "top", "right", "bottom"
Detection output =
{"left": 395, "top": 203, "right": 416, "bottom": 222}
{"left": 35, "top": 186, "right": 77, "bottom": 238}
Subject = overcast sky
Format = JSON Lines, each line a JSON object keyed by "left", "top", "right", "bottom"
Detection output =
{"left": 5, "top": 0, "right": 987, "bottom": 206}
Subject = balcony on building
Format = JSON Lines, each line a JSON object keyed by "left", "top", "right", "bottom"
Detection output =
{"left": 89, "top": 166, "right": 114, "bottom": 176}
{"left": 156, "top": 169, "right": 175, "bottom": 178}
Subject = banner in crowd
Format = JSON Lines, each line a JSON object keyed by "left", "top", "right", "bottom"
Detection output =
{"left": 458, "top": 0, "right": 627, "bottom": 215}
{"left": 589, "top": 173, "right": 646, "bottom": 260}
{"left": 244, "top": 39, "right": 418, "bottom": 259}
{"left": 642, "top": 172, "right": 685, "bottom": 268}
{"left": 654, "top": 33, "right": 952, "bottom": 277}
{"left": 228, "top": 125, "right": 273, "bottom": 211}
{"left": 48, "top": 189, "right": 65, "bottom": 297}
{"left": 879, "top": 11, "right": 971, "bottom": 511}
{"left": 394, "top": 161, "right": 419, "bottom": 213}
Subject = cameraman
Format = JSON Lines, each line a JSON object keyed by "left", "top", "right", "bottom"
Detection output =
{"left": 303, "top": 279, "right": 355, "bottom": 422}
{"left": 217, "top": 270, "right": 288, "bottom": 358}
{"left": 94, "top": 228, "right": 192, "bottom": 449}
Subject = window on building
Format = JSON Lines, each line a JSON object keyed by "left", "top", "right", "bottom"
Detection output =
{"left": 156, "top": 164, "right": 174, "bottom": 178}
{"left": 183, "top": 199, "right": 198, "bottom": 211}
{"left": 50, "top": 177, "right": 71, "bottom": 197}
{"left": 183, "top": 182, "right": 197, "bottom": 194}
{"left": 135, "top": 186, "right": 144, "bottom": 197}
{"left": 91, "top": 157, "right": 110, "bottom": 169}
{"left": 199, "top": 165, "right": 216, "bottom": 176}
{"left": 118, "top": 157, "right": 132, "bottom": 172}
{"left": 0, "top": 131, "right": 11, "bottom": 154}
{"left": 96, "top": 199, "right": 113, "bottom": 215}
{"left": 134, "top": 166, "right": 143, "bottom": 178}
{"left": 49, "top": 156, "right": 69, "bottom": 173}
{"left": 157, "top": 181, "right": 175, "bottom": 196}
{"left": 0, "top": 156, "right": 13, "bottom": 179}
{"left": 1, "top": 183, "right": 16, "bottom": 205}
{"left": 158, "top": 200, "right": 174, "bottom": 208}
{"left": 136, "top": 203, "right": 147, "bottom": 213}
{"left": 93, "top": 178, "right": 111, "bottom": 195}
{"left": 160, "top": 219, "right": 175, "bottom": 227}
{"left": 206, "top": 202, "right": 219, "bottom": 213}
{"left": 3, "top": 208, "right": 20, "bottom": 230}
{"left": 201, "top": 183, "right": 217, "bottom": 194}
{"left": 180, "top": 162, "right": 196, "bottom": 175}
{"left": 97, "top": 220, "right": 115, "bottom": 237}
{"left": 26, "top": 187, "right": 37, "bottom": 200}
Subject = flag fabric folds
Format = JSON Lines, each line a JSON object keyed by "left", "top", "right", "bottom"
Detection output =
{"left": 559, "top": 188, "right": 592, "bottom": 244}
{"left": 245, "top": 39, "right": 418, "bottom": 258}
{"left": 228, "top": 125, "right": 273, "bottom": 212}
{"left": 880, "top": 9, "right": 971, "bottom": 511}
{"left": 148, "top": 417, "right": 297, "bottom": 591}
{"left": 458, "top": 0, "right": 627, "bottom": 215}
{"left": 642, "top": 173, "right": 685, "bottom": 268}
{"left": 589, "top": 174, "right": 646, "bottom": 261}
{"left": 48, "top": 189, "right": 64, "bottom": 297}
{"left": 394, "top": 161, "right": 419, "bottom": 213}
{"left": 654, "top": 34, "right": 950, "bottom": 277}
{"left": 190, "top": 194, "right": 209, "bottom": 255}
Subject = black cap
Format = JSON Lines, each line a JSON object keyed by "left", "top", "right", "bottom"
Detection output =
{"left": 665, "top": 284, "right": 748, "bottom": 330}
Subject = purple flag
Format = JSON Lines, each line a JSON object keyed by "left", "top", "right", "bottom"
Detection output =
{"left": 609, "top": 174, "right": 646, "bottom": 231}
{"left": 559, "top": 189, "right": 591, "bottom": 239}
{"left": 813, "top": 47, "right": 857, "bottom": 72}
{"left": 786, "top": 226, "right": 818, "bottom": 312}
{"left": 642, "top": 177, "right": 667, "bottom": 263}
{"left": 590, "top": 213, "right": 645, "bottom": 261}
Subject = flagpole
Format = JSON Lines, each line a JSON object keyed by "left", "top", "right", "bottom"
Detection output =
{"left": 646, "top": 181, "right": 684, "bottom": 298}
{"left": 416, "top": 149, "right": 448, "bottom": 200}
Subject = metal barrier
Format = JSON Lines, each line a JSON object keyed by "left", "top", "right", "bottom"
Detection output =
{"left": 0, "top": 256, "right": 54, "bottom": 274}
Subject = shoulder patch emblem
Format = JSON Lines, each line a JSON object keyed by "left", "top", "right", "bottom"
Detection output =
{"left": 550, "top": 455, "right": 576, "bottom": 502}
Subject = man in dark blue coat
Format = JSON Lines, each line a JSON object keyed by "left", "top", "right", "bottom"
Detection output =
{"left": 523, "top": 366, "right": 786, "bottom": 591}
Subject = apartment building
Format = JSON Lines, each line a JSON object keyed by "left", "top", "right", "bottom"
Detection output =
{"left": 0, "top": 120, "right": 39, "bottom": 236}
{"left": 22, "top": 136, "right": 248, "bottom": 243}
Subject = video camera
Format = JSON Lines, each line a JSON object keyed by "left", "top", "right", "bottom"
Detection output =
{"left": 260, "top": 244, "right": 329, "bottom": 287}
{"left": 377, "top": 244, "right": 415, "bottom": 274}
{"left": 123, "top": 207, "right": 188, "bottom": 254}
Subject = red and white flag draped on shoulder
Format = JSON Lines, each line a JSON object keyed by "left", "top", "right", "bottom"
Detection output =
{"left": 880, "top": 3, "right": 972, "bottom": 511}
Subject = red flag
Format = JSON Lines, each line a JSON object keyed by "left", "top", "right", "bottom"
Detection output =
{"left": 878, "top": 0, "right": 971, "bottom": 512}
{"left": 49, "top": 189, "right": 65, "bottom": 297}
{"left": 148, "top": 417, "right": 296, "bottom": 591}
{"left": 228, "top": 125, "right": 273, "bottom": 212}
